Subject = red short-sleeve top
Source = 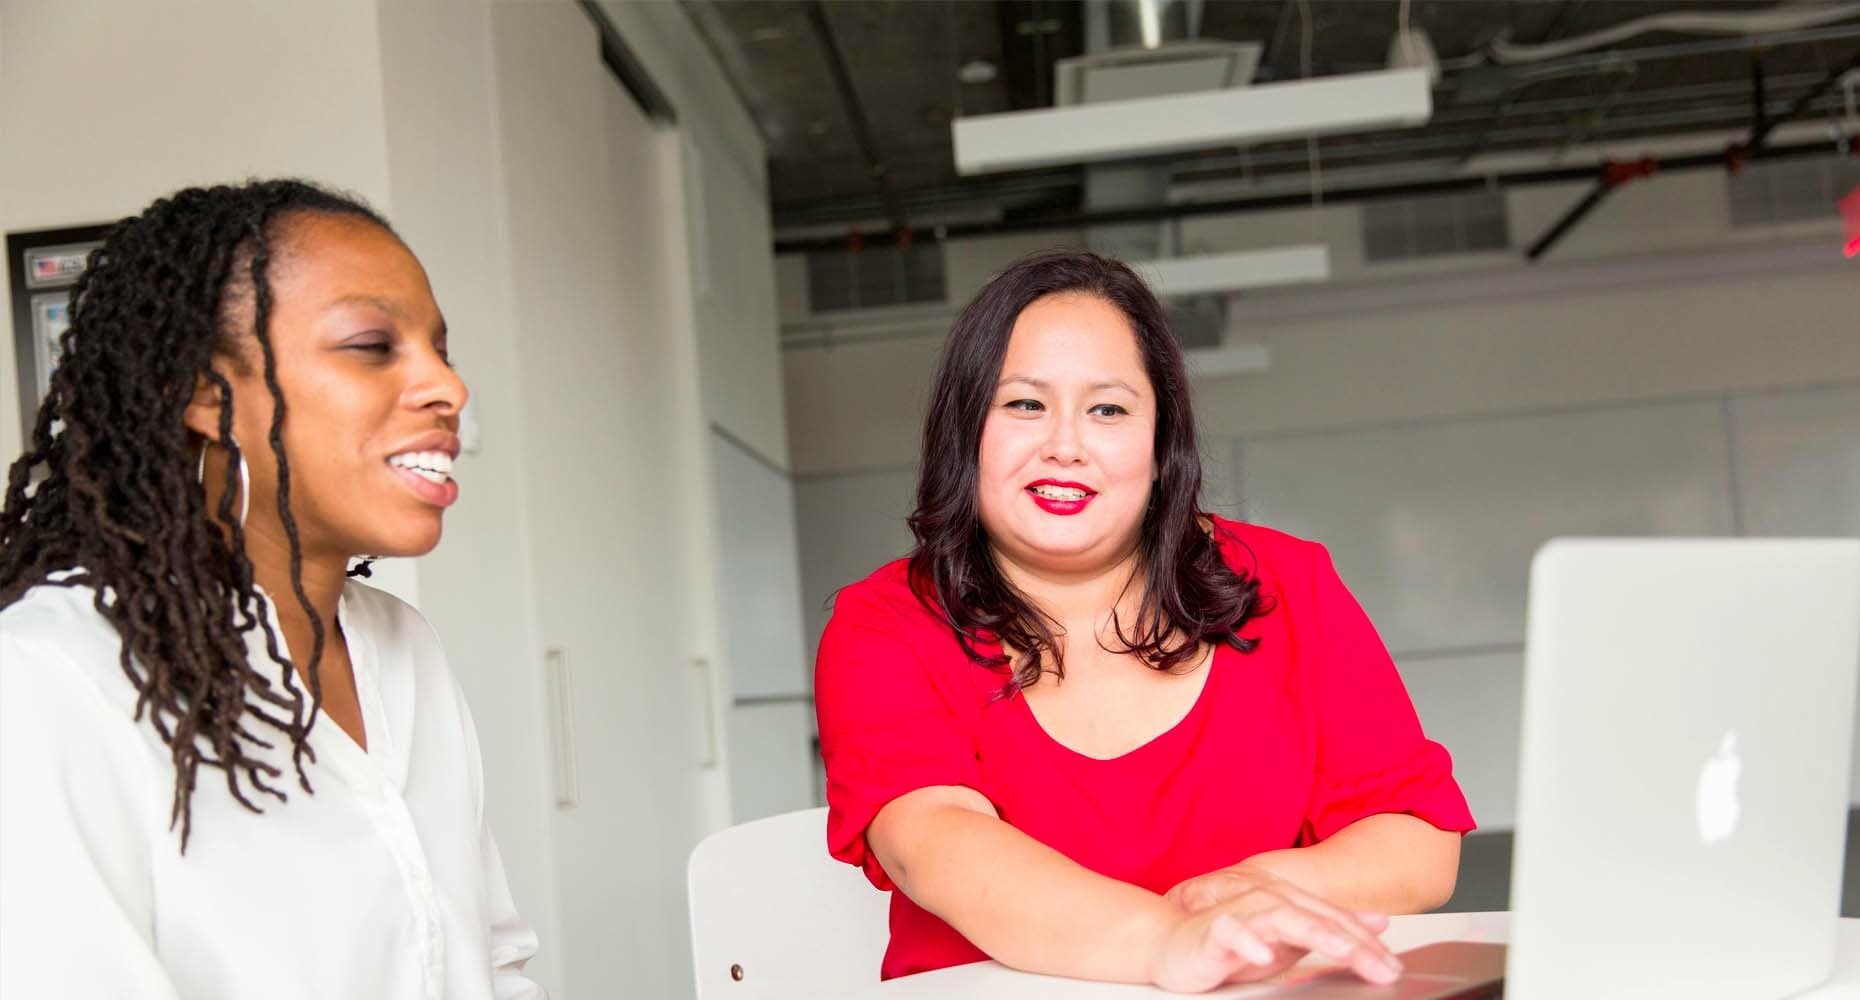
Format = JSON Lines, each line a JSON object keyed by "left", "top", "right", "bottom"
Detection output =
{"left": 813, "top": 517, "right": 1475, "bottom": 980}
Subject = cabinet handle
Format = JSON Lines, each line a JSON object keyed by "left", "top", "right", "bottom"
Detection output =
{"left": 545, "top": 648, "right": 579, "bottom": 807}
{"left": 693, "top": 656, "right": 718, "bottom": 770}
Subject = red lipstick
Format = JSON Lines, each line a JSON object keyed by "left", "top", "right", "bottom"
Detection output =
{"left": 1025, "top": 479, "right": 1096, "bottom": 516}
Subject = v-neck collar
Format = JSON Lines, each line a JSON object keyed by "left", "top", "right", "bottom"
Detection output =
{"left": 988, "top": 635, "right": 1225, "bottom": 764}
{"left": 246, "top": 583, "right": 390, "bottom": 790}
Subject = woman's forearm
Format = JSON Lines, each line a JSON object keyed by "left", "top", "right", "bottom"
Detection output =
{"left": 1236, "top": 814, "right": 1461, "bottom": 914}
{"left": 869, "top": 788, "right": 1178, "bottom": 982}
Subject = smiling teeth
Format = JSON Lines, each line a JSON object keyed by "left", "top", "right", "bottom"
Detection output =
{"left": 389, "top": 451, "right": 453, "bottom": 483}
{"left": 1031, "top": 485, "right": 1088, "bottom": 501}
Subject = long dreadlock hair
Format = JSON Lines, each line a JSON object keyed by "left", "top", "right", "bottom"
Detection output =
{"left": 0, "top": 179, "right": 395, "bottom": 850}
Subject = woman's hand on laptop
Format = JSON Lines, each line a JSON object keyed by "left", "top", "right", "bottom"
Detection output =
{"left": 1166, "top": 863, "right": 1284, "bottom": 912}
{"left": 1146, "top": 873, "right": 1403, "bottom": 992}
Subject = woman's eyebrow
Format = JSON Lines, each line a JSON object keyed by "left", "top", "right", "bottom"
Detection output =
{"left": 996, "top": 375, "right": 1138, "bottom": 395}
{"left": 326, "top": 293, "right": 400, "bottom": 315}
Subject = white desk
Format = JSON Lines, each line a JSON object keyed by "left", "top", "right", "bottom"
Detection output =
{"left": 869, "top": 912, "right": 1860, "bottom": 998}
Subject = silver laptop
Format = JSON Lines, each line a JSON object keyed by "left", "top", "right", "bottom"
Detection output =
{"left": 1505, "top": 538, "right": 1860, "bottom": 1000}
{"left": 1280, "top": 538, "right": 1860, "bottom": 1000}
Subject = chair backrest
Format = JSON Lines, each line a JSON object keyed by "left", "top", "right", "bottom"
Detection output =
{"left": 687, "top": 807, "right": 893, "bottom": 998}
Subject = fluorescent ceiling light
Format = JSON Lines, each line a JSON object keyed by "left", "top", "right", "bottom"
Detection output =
{"left": 1132, "top": 245, "right": 1330, "bottom": 297}
{"left": 952, "top": 67, "right": 1432, "bottom": 175}
{"left": 1184, "top": 344, "right": 1271, "bottom": 378}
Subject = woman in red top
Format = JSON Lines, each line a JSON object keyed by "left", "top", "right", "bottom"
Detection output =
{"left": 815, "top": 251, "right": 1476, "bottom": 991}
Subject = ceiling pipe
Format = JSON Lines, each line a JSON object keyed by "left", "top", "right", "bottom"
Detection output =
{"left": 1735, "top": 50, "right": 1860, "bottom": 161}
{"left": 1485, "top": 0, "right": 1860, "bottom": 65}
{"left": 767, "top": 19, "right": 1860, "bottom": 230}
{"left": 775, "top": 24, "right": 1860, "bottom": 231}
{"left": 780, "top": 95, "right": 1851, "bottom": 233}
{"left": 802, "top": 1, "right": 907, "bottom": 235}
{"left": 774, "top": 136, "right": 1850, "bottom": 255}
{"left": 1078, "top": 0, "right": 1207, "bottom": 264}
{"left": 1527, "top": 51, "right": 1860, "bottom": 261}
{"left": 1103, "top": 0, "right": 1203, "bottom": 50}
{"left": 1522, "top": 158, "right": 1657, "bottom": 261}
{"left": 1174, "top": 88, "right": 1850, "bottom": 182}
{"left": 1457, "top": 60, "right": 1638, "bottom": 165}
{"left": 1447, "top": 21, "right": 1860, "bottom": 76}
{"left": 1550, "top": 62, "right": 1641, "bottom": 157}
{"left": 1256, "top": 0, "right": 1299, "bottom": 80}
{"left": 773, "top": 78, "right": 1842, "bottom": 228}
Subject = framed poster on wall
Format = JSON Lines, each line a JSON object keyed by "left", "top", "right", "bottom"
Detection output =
{"left": 9, "top": 224, "right": 110, "bottom": 443}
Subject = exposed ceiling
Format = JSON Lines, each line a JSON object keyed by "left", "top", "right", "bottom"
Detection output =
{"left": 682, "top": 1, "right": 1860, "bottom": 239}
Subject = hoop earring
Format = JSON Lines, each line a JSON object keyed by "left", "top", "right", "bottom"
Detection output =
{"left": 197, "top": 435, "right": 251, "bottom": 528}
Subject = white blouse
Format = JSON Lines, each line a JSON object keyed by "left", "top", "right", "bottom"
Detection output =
{"left": 0, "top": 577, "right": 544, "bottom": 1000}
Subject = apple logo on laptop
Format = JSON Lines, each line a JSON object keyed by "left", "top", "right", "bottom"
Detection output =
{"left": 1696, "top": 731, "right": 1743, "bottom": 845}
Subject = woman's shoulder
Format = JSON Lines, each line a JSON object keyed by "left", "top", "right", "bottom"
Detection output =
{"left": 0, "top": 578, "right": 163, "bottom": 847}
{"left": 816, "top": 558, "right": 992, "bottom": 685}
{"left": 341, "top": 579, "right": 445, "bottom": 654}
{"left": 2, "top": 571, "right": 106, "bottom": 627}
{"left": 826, "top": 557, "right": 942, "bottom": 634}
{"left": 816, "top": 558, "right": 999, "bottom": 714}
{"left": 0, "top": 579, "right": 158, "bottom": 760}
{"left": 0, "top": 578, "right": 135, "bottom": 699}
{"left": 1204, "top": 515, "right": 1330, "bottom": 582}
{"left": 339, "top": 579, "right": 465, "bottom": 694}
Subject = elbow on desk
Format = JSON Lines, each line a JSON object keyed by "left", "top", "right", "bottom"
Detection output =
{"left": 1406, "top": 834, "right": 1463, "bottom": 914}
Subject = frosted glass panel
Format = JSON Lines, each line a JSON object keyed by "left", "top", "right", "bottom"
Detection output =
{"left": 1237, "top": 401, "right": 1735, "bottom": 654}
{"left": 794, "top": 467, "right": 917, "bottom": 654}
{"left": 1731, "top": 385, "right": 1860, "bottom": 539}
{"left": 728, "top": 701, "right": 818, "bottom": 824}
{"left": 710, "top": 433, "right": 809, "bottom": 699}
{"left": 1399, "top": 651, "right": 1525, "bottom": 830}
{"left": 1728, "top": 384, "right": 1860, "bottom": 803}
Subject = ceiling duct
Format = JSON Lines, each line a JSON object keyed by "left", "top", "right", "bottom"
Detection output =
{"left": 1073, "top": 0, "right": 1247, "bottom": 262}
{"left": 1075, "top": 0, "right": 1259, "bottom": 346}
{"left": 1103, "top": 0, "right": 1199, "bottom": 51}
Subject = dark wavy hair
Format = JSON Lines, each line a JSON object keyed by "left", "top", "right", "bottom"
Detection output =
{"left": 0, "top": 179, "right": 393, "bottom": 850}
{"left": 906, "top": 250, "right": 1266, "bottom": 690}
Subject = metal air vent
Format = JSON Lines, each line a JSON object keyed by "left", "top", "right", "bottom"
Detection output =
{"left": 1726, "top": 156, "right": 1860, "bottom": 229}
{"left": 1363, "top": 188, "right": 1511, "bottom": 262}
{"left": 805, "top": 242, "right": 947, "bottom": 313}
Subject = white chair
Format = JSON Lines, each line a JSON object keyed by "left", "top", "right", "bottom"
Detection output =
{"left": 687, "top": 806, "right": 894, "bottom": 998}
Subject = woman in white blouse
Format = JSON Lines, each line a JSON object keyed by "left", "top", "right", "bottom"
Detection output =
{"left": 0, "top": 180, "right": 543, "bottom": 999}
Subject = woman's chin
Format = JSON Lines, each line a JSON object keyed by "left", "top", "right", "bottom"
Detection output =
{"left": 1014, "top": 537, "right": 1131, "bottom": 575}
{"left": 353, "top": 526, "right": 444, "bottom": 563}
{"left": 1023, "top": 520, "right": 1134, "bottom": 557}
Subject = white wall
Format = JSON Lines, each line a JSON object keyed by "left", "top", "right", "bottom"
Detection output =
{"left": 490, "top": 6, "right": 718, "bottom": 996}
{"left": 374, "top": 0, "right": 562, "bottom": 989}
{"left": 0, "top": 0, "right": 390, "bottom": 241}
{"left": 467, "top": 1, "right": 803, "bottom": 985}
{"left": 711, "top": 431, "right": 816, "bottom": 822}
{"left": 587, "top": 3, "right": 815, "bottom": 825}
{"left": 780, "top": 165, "right": 1860, "bottom": 831}
{"left": 593, "top": 0, "right": 789, "bottom": 467}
